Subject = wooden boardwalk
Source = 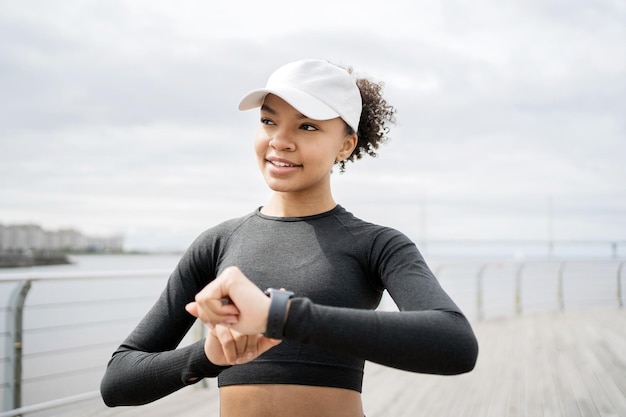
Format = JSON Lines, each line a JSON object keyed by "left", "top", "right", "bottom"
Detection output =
{"left": 59, "top": 308, "right": 626, "bottom": 417}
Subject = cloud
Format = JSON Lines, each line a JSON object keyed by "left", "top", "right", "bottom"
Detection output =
{"left": 1, "top": 0, "right": 624, "bottom": 251}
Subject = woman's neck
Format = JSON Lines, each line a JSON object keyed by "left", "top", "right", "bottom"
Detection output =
{"left": 260, "top": 192, "right": 337, "bottom": 218}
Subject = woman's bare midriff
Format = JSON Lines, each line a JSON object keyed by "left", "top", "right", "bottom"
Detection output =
{"left": 219, "top": 384, "right": 364, "bottom": 417}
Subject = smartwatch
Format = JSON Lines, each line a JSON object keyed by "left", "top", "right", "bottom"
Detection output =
{"left": 263, "top": 288, "right": 294, "bottom": 340}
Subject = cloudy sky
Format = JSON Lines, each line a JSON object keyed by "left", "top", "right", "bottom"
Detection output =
{"left": 1, "top": 0, "right": 624, "bottom": 252}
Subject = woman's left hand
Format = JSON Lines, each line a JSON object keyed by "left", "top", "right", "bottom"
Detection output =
{"left": 202, "top": 324, "right": 281, "bottom": 366}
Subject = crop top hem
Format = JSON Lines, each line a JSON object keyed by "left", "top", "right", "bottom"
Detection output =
{"left": 216, "top": 360, "right": 364, "bottom": 392}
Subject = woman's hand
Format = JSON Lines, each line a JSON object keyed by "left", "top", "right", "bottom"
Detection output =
{"left": 185, "top": 266, "right": 282, "bottom": 364}
{"left": 203, "top": 324, "right": 281, "bottom": 366}
{"left": 185, "top": 266, "right": 272, "bottom": 334}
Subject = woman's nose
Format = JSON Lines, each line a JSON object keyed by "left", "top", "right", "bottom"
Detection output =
{"left": 268, "top": 128, "right": 295, "bottom": 151}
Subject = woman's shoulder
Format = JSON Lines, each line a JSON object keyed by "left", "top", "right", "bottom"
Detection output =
{"left": 331, "top": 206, "right": 420, "bottom": 261}
{"left": 189, "top": 210, "right": 258, "bottom": 247}
{"left": 333, "top": 205, "right": 410, "bottom": 240}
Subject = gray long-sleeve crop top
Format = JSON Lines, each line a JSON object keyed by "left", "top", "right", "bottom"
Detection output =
{"left": 100, "top": 205, "right": 478, "bottom": 406}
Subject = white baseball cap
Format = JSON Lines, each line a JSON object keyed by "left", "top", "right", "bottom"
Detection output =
{"left": 238, "top": 59, "right": 362, "bottom": 132}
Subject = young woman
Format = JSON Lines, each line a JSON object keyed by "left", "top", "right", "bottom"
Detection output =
{"left": 100, "top": 59, "right": 478, "bottom": 417}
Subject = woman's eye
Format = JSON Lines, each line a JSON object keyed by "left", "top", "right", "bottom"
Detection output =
{"left": 301, "top": 123, "right": 318, "bottom": 131}
{"left": 261, "top": 117, "right": 275, "bottom": 125}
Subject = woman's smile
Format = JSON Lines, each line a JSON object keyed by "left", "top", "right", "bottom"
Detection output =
{"left": 266, "top": 156, "right": 303, "bottom": 174}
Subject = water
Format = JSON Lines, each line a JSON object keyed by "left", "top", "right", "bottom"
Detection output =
{"left": 0, "top": 253, "right": 183, "bottom": 276}
{"left": 0, "top": 253, "right": 623, "bottom": 414}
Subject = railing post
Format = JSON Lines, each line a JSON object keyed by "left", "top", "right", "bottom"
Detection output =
{"left": 618, "top": 261, "right": 624, "bottom": 309}
{"left": 557, "top": 262, "right": 566, "bottom": 311}
{"left": 3, "top": 280, "right": 32, "bottom": 413}
{"left": 515, "top": 263, "right": 525, "bottom": 316}
{"left": 476, "top": 264, "right": 488, "bottom": 321}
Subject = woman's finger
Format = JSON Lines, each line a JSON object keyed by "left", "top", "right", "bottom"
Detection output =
{"left": 239, "top": 332, "right": 260, "bottom": 364}
{"left": 185, "top": 302, "right": 199, "bottom": 317}
{"left": 186, "top": 299, "right": 240, "bottom": 325}
{"left": 232, "top": 331, "right": 249, "bottom": 363}
{"left": 214, "top": 325, "right": 239, "bottom": 365}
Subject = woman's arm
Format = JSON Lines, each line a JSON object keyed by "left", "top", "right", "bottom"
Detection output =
{"left": 284, "top": 299, "right": 478, "bottom": 375}
{"left": 101, "top": 340, "right": 226, "bottom": 406}
{"left": 100, "top": 233, "right": 230, "bottom": 406}
{"left": 300, "top": 227, "right": 478, "bottom": 374}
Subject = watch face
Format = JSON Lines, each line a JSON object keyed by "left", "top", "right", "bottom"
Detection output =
{"left": 265, "top": 288, "right": 294, "bottom": 298}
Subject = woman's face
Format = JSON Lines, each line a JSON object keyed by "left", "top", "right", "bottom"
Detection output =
{"left": 254, "top": 94, "right": 357, "bottom": 197}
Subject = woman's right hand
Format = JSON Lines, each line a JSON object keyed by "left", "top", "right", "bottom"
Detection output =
{"left": 185, "top": 266, "right": 272, "bottom": 335}
{"left": 185, "top": 266, "right": 283, "bottom": 365}
{"left": 204, "top": 324, "right": 281, "bottom": 366}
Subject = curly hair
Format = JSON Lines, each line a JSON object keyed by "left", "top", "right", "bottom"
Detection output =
{"left": 337, "top": 68, "right": 397, "bottom": 173}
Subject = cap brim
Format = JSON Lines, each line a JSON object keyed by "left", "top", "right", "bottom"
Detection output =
{"left": 238, "top": 87, "right": 340, "bottom": 121}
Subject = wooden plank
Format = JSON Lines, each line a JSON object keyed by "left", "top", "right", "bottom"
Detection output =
{"left": 588, "top": 311, "right": 625, "bottom": 415}
{"left": 550, "top": 315, "right": 587, "bottom": 417}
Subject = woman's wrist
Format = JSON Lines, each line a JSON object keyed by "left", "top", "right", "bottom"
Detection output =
{"left": 263, "top": 288, "right": 294, "bottom": 339}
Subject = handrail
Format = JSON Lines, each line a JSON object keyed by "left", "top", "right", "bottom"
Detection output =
{"left": 422, "top": 239, "right": 626, "bottom": 258}
{"left": 0, "top": 391, "right": 100, "bottom": 417}
{"left": 448, "top": 259, "right": 622, "bottom": 321}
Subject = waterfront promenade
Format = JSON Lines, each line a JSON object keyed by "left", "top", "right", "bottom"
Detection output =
{"left": 58, "top": 308, "right": 625, "bottom": 417}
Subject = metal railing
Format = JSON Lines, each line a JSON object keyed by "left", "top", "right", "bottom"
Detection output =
{"left": 431, "top": 259, "right": 625, "bottom": 321}
{"left": 420, "top": 239, "right": 626, "bottom": 259}
{"left": 0, "top": 391, "right": 101, "bottom": 417}
{"left": 0, "top": 270, "right": 174, "bottom": 416}
{"left": 0, "top": 260, "right": 624, "bottom": 416}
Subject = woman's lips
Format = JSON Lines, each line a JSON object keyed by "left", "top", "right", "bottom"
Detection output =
{"left": 266, "top": 157, "right": 302, "bottom": 174}
{"left": 266, "top": 157, "right": 302, "bottom": 167}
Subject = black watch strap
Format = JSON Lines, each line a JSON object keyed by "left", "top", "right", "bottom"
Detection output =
{"left": 263, "top": 288, "right": 294, "bottom": 340}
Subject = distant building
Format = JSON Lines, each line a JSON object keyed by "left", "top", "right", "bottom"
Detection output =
{"left": 0, "top": 223, "right": 124, "bottom": 252}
